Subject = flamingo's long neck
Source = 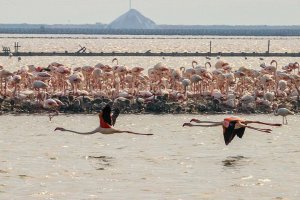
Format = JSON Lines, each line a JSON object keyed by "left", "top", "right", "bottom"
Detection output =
{"left": 42, "top": 92, "right": 48, "bottom": 106}
{"left": 192, "top": 123, "right": 222, "bottom": 127}
{"left": 198, "top": 120, "right": 222, "bottom": 124}
{"left": 63, "top": 128, "right": 100, "bottom": 135}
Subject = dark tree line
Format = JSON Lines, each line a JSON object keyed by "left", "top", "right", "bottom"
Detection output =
{"left": 0, "top": 27, "right": 299, "bottom": 36}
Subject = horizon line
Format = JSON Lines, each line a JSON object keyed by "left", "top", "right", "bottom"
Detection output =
{"left": 1, "top": 23, "right": 300, "bottom": 27}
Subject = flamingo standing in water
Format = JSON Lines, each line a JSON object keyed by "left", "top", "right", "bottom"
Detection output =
{"left": 183, "top": 116, "right": 281, "bottom": 145}
{"left": 0, "top": 69, "right": 13, "bottom": 96}
{"left": 54, "top": 104, "right": 153, "bottom": 135}
{"left": 44, "top": 98, "right": 59, "bottom": 121}
{"left": 274, "top": 108, "right": 294, "bottom": 124}
{"left": 43, "top": 97, "right": 64, "bottom": 121}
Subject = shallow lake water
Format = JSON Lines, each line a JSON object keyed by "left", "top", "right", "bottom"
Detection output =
{"left": 0, "top": 114, "right": 299, "bottom": 199}
{"left": 1, "top": 34, "right": 299, "bottom": 72}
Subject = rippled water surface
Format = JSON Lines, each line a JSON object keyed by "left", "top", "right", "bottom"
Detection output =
{"left": 1, "top": 114, "right": 300, "bottom": 199}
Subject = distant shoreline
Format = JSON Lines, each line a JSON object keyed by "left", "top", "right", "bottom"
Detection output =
{"left": 1, "top": 51, "right": 300, "bottom": 58}
{"left": 1, "top": 26, "right": 300, "bottom": 36}
{"left": 1, "top": 35, "right": 300, "bottom": 40}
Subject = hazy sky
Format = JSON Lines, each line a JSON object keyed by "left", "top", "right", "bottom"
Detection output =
{"left": 0, "top": 0, "right": 299, "bottom": 25}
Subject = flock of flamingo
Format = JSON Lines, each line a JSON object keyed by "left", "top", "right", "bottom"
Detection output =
{"left": 0, "top": 58, "right": 298, "bottom": 123}
{"left": 0, "top": 57, "right": 297, "bottom": 144}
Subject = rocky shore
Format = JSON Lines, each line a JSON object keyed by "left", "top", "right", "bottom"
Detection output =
{"left": 1, "top": 94, "right": 298, "bottom": 115}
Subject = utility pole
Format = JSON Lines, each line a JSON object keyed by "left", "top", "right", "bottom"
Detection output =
{"left": 14, "top": 42, "right": 21, "bottom": 53}
{"left": 129, "top": 0, "right": 131, "bottom": 10}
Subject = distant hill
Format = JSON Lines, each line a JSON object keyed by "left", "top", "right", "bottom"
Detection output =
{"left": 107, "top": 9, "right": 157, "bottom": 29}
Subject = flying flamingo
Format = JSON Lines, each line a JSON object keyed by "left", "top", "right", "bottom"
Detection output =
{"left": 54, "top": 104, "right": 153, "bottom": 135}
{"left": 183, "top": 116, "right": 281, "bottom": 145}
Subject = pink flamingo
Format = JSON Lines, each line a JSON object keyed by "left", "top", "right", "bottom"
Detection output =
{"left": 55, "top": 104, "right": 153, "bottom": 135}
{"left": 32, "top": 80, "right": 48, "bottom": 102}
{"left": 183, "top": 116, "right": 281, "bottom": 145}
{"left": 0, "top": 69, "right": 13, "bottom": 96}
{"left": 43, "top": 98, "right": 63, "bottom": 121}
